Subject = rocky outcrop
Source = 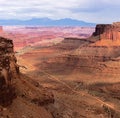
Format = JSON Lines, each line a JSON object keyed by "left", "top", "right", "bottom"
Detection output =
{"left": 92, "top": 22, "right": 120, "bottom": 41}
{"left": 0, "top": 36, "right": 54, "bottom": 118}
{"left": 0, "top": 36, "right": 17, "bottom": 106}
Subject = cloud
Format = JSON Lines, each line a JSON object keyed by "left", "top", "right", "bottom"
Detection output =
{"left": 0, "top": 0, "right": 119, "bottom": 23}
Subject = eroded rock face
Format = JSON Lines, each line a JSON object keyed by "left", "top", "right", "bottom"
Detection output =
{"left": 92, "top": 22, "right": 120, "bottom": 40}
{"left": 0, "top": 36, "right": 17, "bottom": 106}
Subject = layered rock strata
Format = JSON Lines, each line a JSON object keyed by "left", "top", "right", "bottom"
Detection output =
{"left": 0, "top": 36, "right": 17, "bottom": 106}
{"left": 0, "top": 36, "right": 54, "bottom": 106}
{"left": 92, "top": 22, "right": 120, "bottom": 41}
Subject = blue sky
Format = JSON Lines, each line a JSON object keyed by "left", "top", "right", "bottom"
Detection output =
{"left": 0, "top": 0, "right": 120, "bottom": 23}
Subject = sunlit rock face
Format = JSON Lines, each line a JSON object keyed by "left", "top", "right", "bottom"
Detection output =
{"left": 92, "top": 22, "right": 120, "bottom": 40}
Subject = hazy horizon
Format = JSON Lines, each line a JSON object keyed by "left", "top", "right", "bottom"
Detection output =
{"left": 0, "top": 0, "right": 119, "bottom": 24}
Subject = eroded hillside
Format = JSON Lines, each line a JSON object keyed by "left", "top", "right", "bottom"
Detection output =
{"left": 0, "top": 37, "right": 54, "bottom": 118}
{"left": 14, "top": 23, "right": 120, "bottom": 118}
{"left": 1, "top": 23, "right": 120, "bottom": 118}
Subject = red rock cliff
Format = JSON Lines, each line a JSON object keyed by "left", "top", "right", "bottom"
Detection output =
{"left": 0, "top": 36, "right": 17, "bottom": 106}
{"left": 92, "top": 22, "right": 120, "bottom": 41}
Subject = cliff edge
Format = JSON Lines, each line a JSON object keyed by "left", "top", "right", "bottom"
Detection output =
{"left": 0, "top": 37, "right": 17, "bottom": 106}
{"left": 91, "top": 22, "right": 120, "bottom": 46}
{"left": 0, "top": 36, "right": 54, "bottom": 118}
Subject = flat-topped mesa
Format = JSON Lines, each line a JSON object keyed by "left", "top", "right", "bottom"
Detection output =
{"left": 92, "top": 22, "right": 120, "bottom": 41}
{"left": 93, "top": 24, "right": 111, "bottom": 36}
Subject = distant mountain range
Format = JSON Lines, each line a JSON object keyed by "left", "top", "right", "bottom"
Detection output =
{"left": 0, "top": 18, "right": 96, "bottom": 26}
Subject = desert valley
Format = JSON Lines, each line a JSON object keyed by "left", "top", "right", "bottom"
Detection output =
{"left": 0, "top": 22, "right": 120, "bottom": 118}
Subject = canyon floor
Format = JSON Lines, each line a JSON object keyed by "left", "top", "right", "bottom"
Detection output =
{"left": 1, "top": 26, "right": 120, "bottom": 118}
{"left": 17, "top": 41, "right": 120, "bottom": 118}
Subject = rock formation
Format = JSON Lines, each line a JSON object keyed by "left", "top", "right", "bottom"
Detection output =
{"left": 0, "top": 36, "right": 54, "bottom": 118}
{"left": 92, "top": 22, "right": 120, "bottom": 41}
{"left": 0, "top": 36, "right": 17, "bottom": 106}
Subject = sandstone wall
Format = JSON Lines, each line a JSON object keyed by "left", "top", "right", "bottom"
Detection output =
{"left": 92, "top": 22, "right": 120, "bottom": 40}
{"left": 0, "top": 36, "right": 17, "bottom": 106}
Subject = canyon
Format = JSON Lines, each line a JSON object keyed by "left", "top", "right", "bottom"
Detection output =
{"left": 0, "top": 34, "right": 54, "bottom": 118}
{"left": 0, "top": 22, "right": 120, "bottom": 118}
{"left": 0, "top": 26, "right": 94, "bottom": 51}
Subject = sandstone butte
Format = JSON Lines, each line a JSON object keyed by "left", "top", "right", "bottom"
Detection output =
{"left": 91, "top": 22, "right": 120, "bottom": 46}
